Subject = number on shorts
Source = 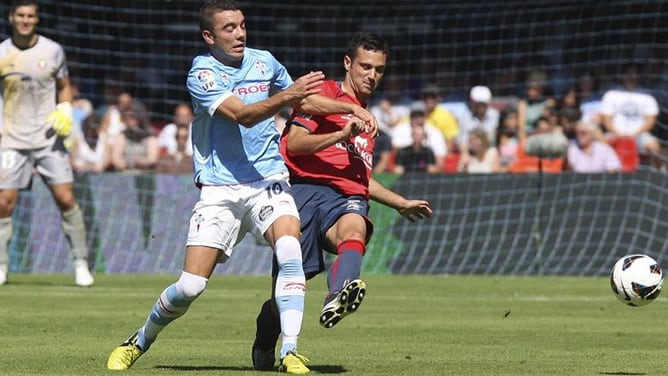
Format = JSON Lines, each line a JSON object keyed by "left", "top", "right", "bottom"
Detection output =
{"left": 265, "top": 182, "right": 283, "bottom": 198}
{"left": 1, "top": 150, "right": 17, "bottom": 170}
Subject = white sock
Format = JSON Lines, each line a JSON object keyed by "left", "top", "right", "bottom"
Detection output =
{"left": 274, "top": 236, "right": 306, "bottom": 358}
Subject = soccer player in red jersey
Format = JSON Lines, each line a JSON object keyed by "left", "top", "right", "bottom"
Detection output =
{"left": 252, "top": 32, "right": 433, "bottom": 371}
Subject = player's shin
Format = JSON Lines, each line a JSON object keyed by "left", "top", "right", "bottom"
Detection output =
{"left": 61, "top": 204, "right": 88, "bottom": 261}
{"left": 0, "top": 217, "right": 12, "bottom": 265}
{"left": 327, "top": 239, "right": 365, "bottom": 295}
{"left": 255, "top": 298, "right": 281, "bottom": 350}
{"left": 0, "top": 217, "right": 12, "bottom": 285}
{"left": 139, "top": 271, "right": 208, "bottom": 350}
{"left": 274, "top": 236, "right": 306, "bottom": 358}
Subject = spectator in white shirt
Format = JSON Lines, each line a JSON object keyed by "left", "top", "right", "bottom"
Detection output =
{"left": 456, "top": 85, "right": 500, "bottom": 168}
{"left": 567, "top": 120, "right": 621, "bottom": 173}
{"left": 600, "top": 64, "right": 661, "bottom": 158}
{"left": 158, "top": 103, "right": 193, "bottom": 157}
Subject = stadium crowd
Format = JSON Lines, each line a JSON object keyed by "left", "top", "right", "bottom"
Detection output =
{"left": 69, "top": 62, "right": 664, "bottom": 176}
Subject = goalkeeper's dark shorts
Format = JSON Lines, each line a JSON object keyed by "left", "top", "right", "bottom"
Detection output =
{"left": 271, "top": 182, "right": 373, "bottom": 278}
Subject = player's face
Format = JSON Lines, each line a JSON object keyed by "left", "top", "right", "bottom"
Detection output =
{"left": 9, "top": 5, "right": 39, "bottom": 38}
{"left": 344, "top": 47, "right": 387, "bottom": 99}
{"left": 202, "top": 10, "right": 246, "bottom": 65}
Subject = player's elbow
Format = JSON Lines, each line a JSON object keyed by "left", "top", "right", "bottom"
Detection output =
{"left": 286, "top": 145, "right": 311, "bottom": 156}
{"left": 236, "top": 115, "right": 257, "bottom": 128}
{"left": 286, "top": 141, "right": 312, "bottom": 156}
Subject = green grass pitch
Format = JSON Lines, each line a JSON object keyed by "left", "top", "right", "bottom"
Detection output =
{"left": 0, "top": 274, "right": 666, "bottom": 375}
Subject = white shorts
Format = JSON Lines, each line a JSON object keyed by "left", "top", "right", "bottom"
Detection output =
{"left": 186, "top": 173, "right": 299, "bottom": 258}
{"left": 0, "top": 144, "right": 73, "bottom": 189}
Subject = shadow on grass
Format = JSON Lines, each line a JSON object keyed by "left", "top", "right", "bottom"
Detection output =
{"left": 155, "top": 365, "right": 253, "bottom": 371}
{"left": 309, "top": 365, "right": 346, "bottom": 374}
{"left": 599, "top": 372, "right": 646, "bottom": 375}
{"left": 155, "top": 364, "right": 347, "bottom": 373}
{"left": 2, "top": 280, "right": 75, "bottom": 287}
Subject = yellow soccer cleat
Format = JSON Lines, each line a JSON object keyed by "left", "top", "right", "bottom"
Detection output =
{"left": 107, "top": 331, "right": 144, "bottom": 370}
{"left": 278, "top": 351, "right": 310, "bottom": 374}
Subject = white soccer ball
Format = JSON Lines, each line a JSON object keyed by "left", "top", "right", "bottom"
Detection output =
{"left": 610, "top": 254, "right": 663, "bottom": 307}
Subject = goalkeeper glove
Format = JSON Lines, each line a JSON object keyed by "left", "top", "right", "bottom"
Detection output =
{"left": 47, "top": 102, "right": 73, "bottom": 138}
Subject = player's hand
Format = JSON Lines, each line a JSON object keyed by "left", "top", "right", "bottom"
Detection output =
{"left": 340, "top": 119, "right": 366, "bottom": 140}
{"left": 397, "top": 200, "right": 433, "bottom": 222}
{"left": 47, "top": 102, "right": 73, "bottom": 138}
{"left": 350, "top": 106, "right": 379, "bottom": 137}
{"left": 285, "top": 71, "right": 325, "bottom": 103}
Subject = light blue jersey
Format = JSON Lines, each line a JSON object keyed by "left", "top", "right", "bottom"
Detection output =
{"left": 187, "top": 47, "right": 293, "bottom": 185}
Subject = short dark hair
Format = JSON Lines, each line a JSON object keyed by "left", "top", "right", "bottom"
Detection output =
{"left": 199, "top": 0, "right": 241, "bottom": 32}
{"left": 346, "top": 32, "right": 388, "bottom": 60}
{"left": 11, "top": 0, "right": 38, "bottom": 13}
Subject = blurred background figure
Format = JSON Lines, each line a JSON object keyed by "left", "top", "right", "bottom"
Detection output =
{"left": 273, "top": 106, "right": 292, "bottom": 134}
{"left": 497, "top": 108, "right": 520, "bottom": 169}
{"left": 393, "top": 125, "right": 439, "bottom": 174}
{"left": 70, "top": 79, "right": 94, "bottom": 134}
{"left": 555, "top": 86, "right": 583, "bottom": 140}
{"left": 457, "top": 85, "right": 500, "bottom": 169}
{"left": 458, "top": 128, "right": 501, "bottom": 174}
{"left": 101, "top": 91, "right": 149, "bottom": 138}
{"left": 600, "top": 64, "right": 663, "bottom": 169}
{"left": 158, "top": 102, "right": 193, "bottom": 157}
{"left": 109, "top": 108, "right": 159, "bottom": 172}
{"left": 567, "top": 120, "right": 621, "bottom": 173}
{"left": 372, "top": 128, "right": 393, "bottom": 173}
{"left": 421, "top": 84, "right": 460, "bottom": 152}
{"left": 155, "top": 126, "right": 193, "bottom": 174}
{"left": 391, "top": 101, "right": 447, "bottom": 172}
{"left": 371, "top": 96, "right": 402, "bottom": 133}
{"left": 71, "top": 113, "right": 111, "bottom": 173}
{"left": 517, "top": 71, "right": 556, "bottom": 144}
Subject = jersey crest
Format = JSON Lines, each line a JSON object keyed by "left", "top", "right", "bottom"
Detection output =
{"left": 197, "top": 70, "right": 216, "bottom": 91}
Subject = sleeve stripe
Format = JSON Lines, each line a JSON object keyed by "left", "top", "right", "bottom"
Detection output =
{"left": 209, "top": 92, "right": 233, "bottom": 117}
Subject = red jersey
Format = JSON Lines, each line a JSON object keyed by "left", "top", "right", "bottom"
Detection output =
{"left": 280, "top": 81, "right": 375, "bottom": 198}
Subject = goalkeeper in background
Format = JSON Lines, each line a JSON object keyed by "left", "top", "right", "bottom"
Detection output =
{"left": 252, "top": 32, "right": 433, "bottom": 371}
{"left": 0, "top": 0, "right": 94, "bottom": 287}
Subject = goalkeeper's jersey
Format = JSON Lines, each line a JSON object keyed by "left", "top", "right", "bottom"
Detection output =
{"left": 0, "top": 35, "right": 68, "bottom": 149}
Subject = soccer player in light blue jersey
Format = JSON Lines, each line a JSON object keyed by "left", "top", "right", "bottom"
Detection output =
{"left": 107, "top": 1, "right": 377, "bottom": 374}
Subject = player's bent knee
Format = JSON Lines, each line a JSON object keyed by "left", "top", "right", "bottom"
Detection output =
{"left": 0, "top": 190, "right": 19, "bottom": 216}
{"left": 176, "top": 271, "right": 208, "bottom": 300}
{"left": 274, "top": 235, "right": 302, "bottom": 264}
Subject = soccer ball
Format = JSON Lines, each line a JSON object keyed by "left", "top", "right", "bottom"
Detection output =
{"left": 610, "top": 254, "right": 663, "bottom": 307}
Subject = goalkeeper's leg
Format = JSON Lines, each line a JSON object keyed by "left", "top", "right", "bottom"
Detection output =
{"left": 61, "top": 203, "right": 94, "bottom": 287}
{"left": 0, "top": 217, "right": 12, "bottom": 285}
{"left": 45, "top": 155, "right": 93, "bottom": 286}
{"left": 0, "top": 188, "right": 19, "bottom": 286}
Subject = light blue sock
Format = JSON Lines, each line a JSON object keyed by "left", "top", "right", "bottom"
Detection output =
{"left": 274, "top": 236, "right": 306, "bottom": 359}
{"left": 137, "top": 271, "right": 207, "bottom": 350}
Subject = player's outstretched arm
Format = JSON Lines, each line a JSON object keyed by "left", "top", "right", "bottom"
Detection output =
{"left": 368, "top": 177, "right": 432, "bottom": 222}
{"left": 296, "top": 97, "right": 379, "bottom": 137}
{"left": 286, "top": 119, "right": 364, "bottom": 156}
{"left": 215, "top": 71, "right": 325, "bottom": 127}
